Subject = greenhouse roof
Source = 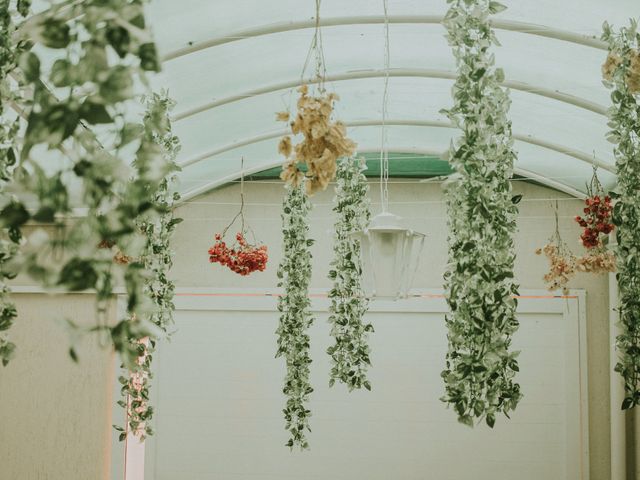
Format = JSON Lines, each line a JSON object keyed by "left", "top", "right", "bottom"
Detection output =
{"left": 32, "top": 0, "right": 637, "bottom": 200}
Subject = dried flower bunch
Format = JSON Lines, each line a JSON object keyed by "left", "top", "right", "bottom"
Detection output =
{"left": 535, "top": 241, "right": 577, "bottom": 294}
{"left": 208, "top": 232, "right": 268, "bottom": 276}
{"left": 575, "top": 194, "right": 614, "bottom": 249}
{"left": 603, "top": 49, "right": 640, "bottom": 93}
{"left": 277, "top": 85, "right": 356, "bottom": 195}
{"left": 573, "top": 171, "right": 616, "bottom": 275}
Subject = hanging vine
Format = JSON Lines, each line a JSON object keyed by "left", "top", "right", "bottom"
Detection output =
{"left": 0, "top": 0, "right": 31, "bottom": 365}
{"left": 276, "top": 182, "right": 314, "bottom": 449}
{"left": 440, "top": 0, "right": 522, "bottom": 428}
{"left": 602, "top": 20, "right": 640, "bottom": 409}
{"left": 327, "top": 156, "right": 373, "bottom": 391}
{"left": 0, "top": 0, "right": 169, "bottom": 368}
{"left": 113, "top": 91, "right": 182, "bottom": 441}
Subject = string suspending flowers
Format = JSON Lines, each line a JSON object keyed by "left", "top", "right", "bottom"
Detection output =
{"left": 208, "top": 162, "right": 268, "bottom": 276}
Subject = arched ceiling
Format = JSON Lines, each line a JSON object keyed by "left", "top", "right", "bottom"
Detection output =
{"left": 45, "top": 1, "right": 640, "bottom": 200}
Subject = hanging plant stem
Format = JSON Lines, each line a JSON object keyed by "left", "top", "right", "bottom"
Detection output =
{"left": 0, "top": 0, "right": 169, "bottom": 369}
{"left": 0, "top": 1, "right": 34, "bottom": 366}
{"left": 114, "top": 91, "right": 182, "bottom": 441}
{"left": 602, "top": 20, "right": 640, "bottom": 410}
{"left": 327, "top": 156, "right": 373, "bottom": 391}
{"left": 440, "top": 0, "right": 522, "bottom": 428}
{"left": 276, "top": 182, "right": 314, "bottom": 449}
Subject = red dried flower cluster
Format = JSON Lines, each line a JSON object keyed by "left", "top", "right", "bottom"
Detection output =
{"left": 575, "top": 195, "right": 614, "bottom": 249}
{"left": 208, "top": 232, "right": 268, "bottom": 276}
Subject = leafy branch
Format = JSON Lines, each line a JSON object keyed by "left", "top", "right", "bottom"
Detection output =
{"left": 0, "top": 0, "right": 169, "bottom": 369}
{"left": 0, "top": 0, "right": 32, "bottom": 366}
{"left": 440, "top": 0, "right": 522, "bottom": 428}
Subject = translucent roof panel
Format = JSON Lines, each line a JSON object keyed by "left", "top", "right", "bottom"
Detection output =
{"left": 140, "top": 0, "right": 631, "bottom": 199}
{"left": 24, "top": 0, "right": 634, "bottom": 200}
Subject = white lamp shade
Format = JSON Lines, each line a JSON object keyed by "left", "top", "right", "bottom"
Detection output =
{"left": 355, "top": 212, "right": 425, "bottom": 299}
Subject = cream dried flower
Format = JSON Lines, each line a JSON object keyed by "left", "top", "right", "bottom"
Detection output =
{"left": 277, "top": 85, "right": 356, "bottom": 195}
{"left": 602, "top": 52, "right": 622, "bottom": 81}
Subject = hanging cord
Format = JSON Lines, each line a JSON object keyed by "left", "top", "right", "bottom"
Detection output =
{"left": 222, "top": 157, "right": 247, "bottom": 238}
{"left": 379, "top": 0, "right": 390, "bottom": 213}
{"left": 587, "top": 157, "right": 603, "bottom": 197}
{"left": 299, "top": 0, "right": 327, "bottom": 94}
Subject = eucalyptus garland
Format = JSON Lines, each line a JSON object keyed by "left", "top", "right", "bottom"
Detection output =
{"left": 327, "top": 157, "right": 372, "bottom": 391}
{"left": 440, "top": 0, "right": 522, "bottom": 428}
{"left": 276, "top": 182, "right": 314, "bottom": 449}
{"left": 114, "top": 92, "right": 182, "bottom": 441}
{"left": 0, "top": 0, "right": 30, "bottom": 366}
{"left": 0, "top": 0, "right": 168, "bottom": 369}
{"left": 602, "top": 20, "right": 640, "bottom": 410}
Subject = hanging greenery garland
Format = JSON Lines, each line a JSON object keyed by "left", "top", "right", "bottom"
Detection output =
{"left": 327, "top": 156, "right": 373, "bottom": 391}
{"left": 0, "top": 0, "right": 168, "bottom": 368}
{"left": 602, "top": 20, "right": 640, "bottom": 410}
{"left": 113, "top": 91, "right": 182, "bottom": 441}
{"left": 440, "top": 0, "right": 522, "bottom": 428}
{"left": 276, "top": 182, "right": 314, "bottom": 449}
{"left": 0, "top": 1, "right": 35, "bottom": 365}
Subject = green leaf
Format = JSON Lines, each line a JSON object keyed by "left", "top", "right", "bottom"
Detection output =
{"left": 79, "top": 101, "right": 112, "bottom": 125}
{"left": 18, "top": 52, "right": 40, "bottom": 83}
{"left": 488, "top": 1, "right": 507, "bottom": 14}
{"left": 39, "top": 18, "right": 71, "bottom": 49}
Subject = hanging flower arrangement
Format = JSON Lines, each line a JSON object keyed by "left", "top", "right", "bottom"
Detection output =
{"left": 535, "top": 218, "right": 577, "bottom": 294}
{"left": 440, "top": 0, "right": 522, "bottom": 428}
{"left": 208, "top": 168, "right": 268, "bottom": 276}
{"left": 276, "top": 182, "right": 314, "bottom": 449}
{"left": 573, "top": 169, "right": 616, "bottom": 274}
{"left": 277, "top": 85, "right": 356, "bottom": 195}
{"left": 327, "top": 157, "right": 373, "bottom": 391}
{"left": 602, "top": 20, "right": 640, "bottom": 410}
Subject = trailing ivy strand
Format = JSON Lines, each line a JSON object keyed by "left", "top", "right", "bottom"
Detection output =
{"left": 440, "top": 0, "right": 522, "bottom": 428}
{"left": 0, "top": 0, "right": 30, "bottom": 366}
{"left": 276, "top": 182, "right": 314, "bottom": 449}
{"left": 0, "top": 0, "right": 168, "bottom": 368}
{"left": 115, "top": 92, "right": 182, "bottom": 441}
{"left": 327, "top": 157, "right": 373, "bottom": 391}
{"left": 602, "top": 20, "right": 640, "bottom": 410}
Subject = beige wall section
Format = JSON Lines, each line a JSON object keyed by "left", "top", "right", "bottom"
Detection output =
{"left": 0, "top": 179, "right": 612, "bottom": 479}
{"left": 173, "top": 179, "right": 610, "bottom": 479}
{"left": 0, "top": 294, "right": 115, "bottom": 480}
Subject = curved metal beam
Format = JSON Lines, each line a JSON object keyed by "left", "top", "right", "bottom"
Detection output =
{"left": 172, "top": 68, "right": 607, "bottom": 122}
{"left": 162, "top": 15, "right": 606, "bottom": 62}
{"left": 178, "top": 119, "right": 615, "bottom": 173}
{"left": 177, "top": 146, "right": 585, "bottom": 203}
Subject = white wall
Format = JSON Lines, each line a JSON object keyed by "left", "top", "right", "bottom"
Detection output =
{"left": 0, "top": 179, "right": 613, "bottom": 479}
